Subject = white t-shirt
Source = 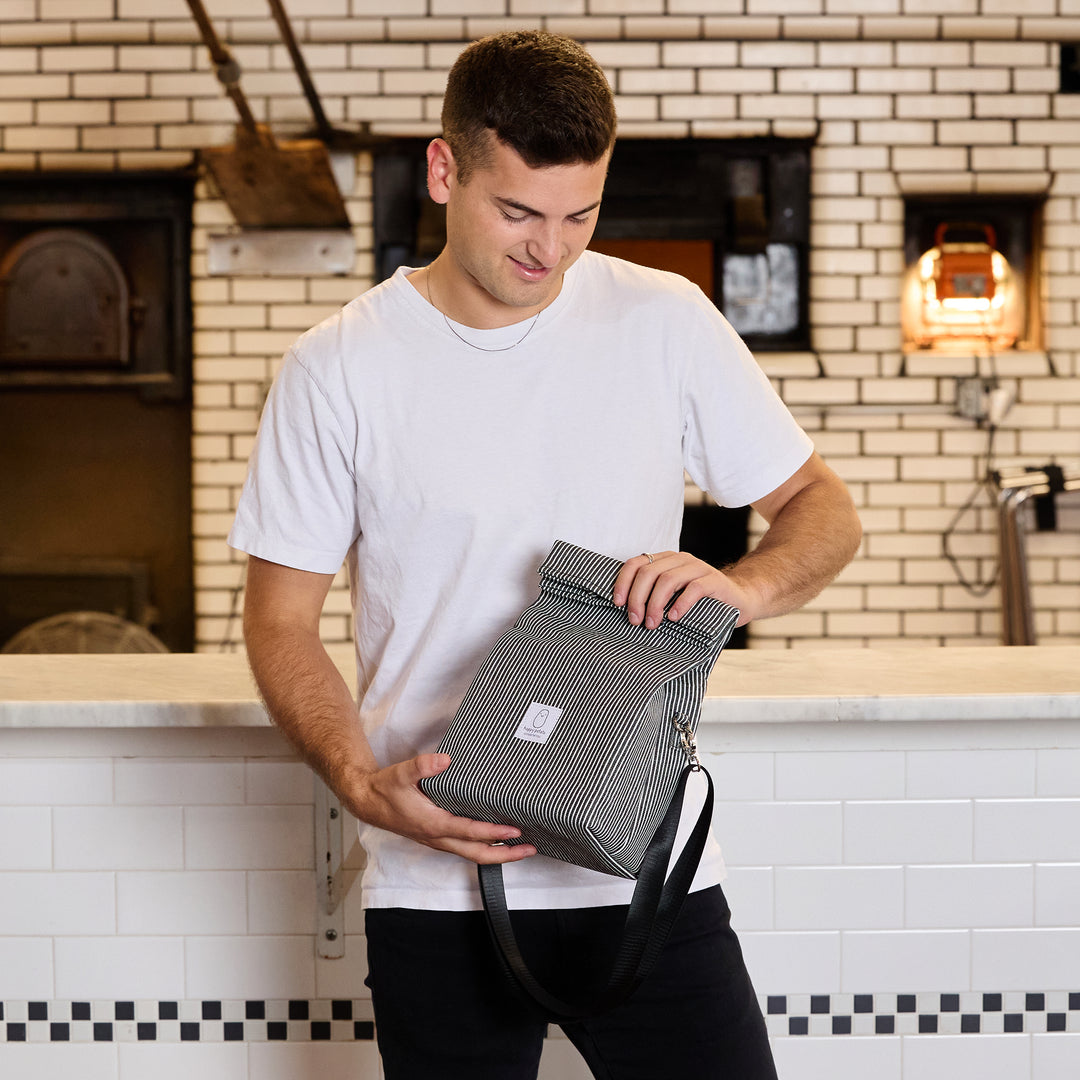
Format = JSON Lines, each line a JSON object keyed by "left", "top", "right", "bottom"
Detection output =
{"left": 228, "top": 251, "right": 813, "bottom": 911}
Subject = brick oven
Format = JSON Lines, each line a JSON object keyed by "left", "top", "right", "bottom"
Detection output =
{"left": 0, "top": 173, "right": 194, "bottom": 652}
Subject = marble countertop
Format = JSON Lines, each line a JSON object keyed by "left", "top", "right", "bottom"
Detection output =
{"left": 0, "top": 645, "right": 1077, "bottom": 728}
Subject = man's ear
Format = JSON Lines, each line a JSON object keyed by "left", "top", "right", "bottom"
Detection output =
{"left": 427, "top": 138, "right": 455, "bottom": 206}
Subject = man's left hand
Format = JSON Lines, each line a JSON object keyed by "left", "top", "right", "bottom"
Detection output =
{"left": 612, "top": 551, "right": 759, "bottom": 630}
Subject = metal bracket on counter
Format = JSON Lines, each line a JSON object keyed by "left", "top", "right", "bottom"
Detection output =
{"left": 314, "top": 776, "right": 346, "bottom": 959}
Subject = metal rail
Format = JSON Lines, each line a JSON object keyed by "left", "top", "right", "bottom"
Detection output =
{"left": 994, "top": 466, "right": 1080, "bottom": 645}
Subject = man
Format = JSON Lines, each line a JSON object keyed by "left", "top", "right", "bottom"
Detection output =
{"left": 230, "top": 29, "right": 861, "bottom": 1080}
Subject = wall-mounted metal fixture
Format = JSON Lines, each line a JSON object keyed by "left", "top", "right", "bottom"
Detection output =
{"left": 954, "top": 376, "right": 1014, "bottom": 426}
{"left": 314, "top": 776, "right": 346, "bottom": 959}
{"left": 994, "top": 465, "right": 1080, "bottom": 646}
{"left": 207, "top": 229, "right": 355, "bottom": 277}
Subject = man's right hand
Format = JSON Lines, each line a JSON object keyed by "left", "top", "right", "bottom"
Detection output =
{"left": 350, "top": 753, "right": 538, "bottom": 866}
{"left": 244, "top": 557, "right": 536, "bottom": 867}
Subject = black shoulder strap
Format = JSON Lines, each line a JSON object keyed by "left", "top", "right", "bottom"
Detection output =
{"left": 477, "top": 765, "right": 715, "bottom": 1023}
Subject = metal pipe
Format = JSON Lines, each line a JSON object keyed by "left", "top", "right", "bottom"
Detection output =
{"left": 184, "top": 0, "right": 258, "bottom": 133}
{"left": 265, "top": 0, "right": 334, "bottom": 143}
{"left": 993, "top": 466, "right": 1080, "bottom": 646}
{"left": 996, "top": 485, "right": 1036, "bottom": 646}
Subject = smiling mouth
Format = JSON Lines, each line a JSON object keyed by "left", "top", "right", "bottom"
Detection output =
{"left": 510, "top": 257, "right": 550, "bottom": 279}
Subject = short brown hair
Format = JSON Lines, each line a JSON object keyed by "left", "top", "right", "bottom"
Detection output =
{"left": 441, "top": 30, "right": 616, "bottom": 183}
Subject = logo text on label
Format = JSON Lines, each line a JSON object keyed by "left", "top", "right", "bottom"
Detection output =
{"left": 514, "top": 702, "right": 563, "bottom": 744}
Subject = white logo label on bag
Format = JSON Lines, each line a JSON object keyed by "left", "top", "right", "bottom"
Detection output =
{"left": 514, "top": 702, "right": 563, "bottom": 744}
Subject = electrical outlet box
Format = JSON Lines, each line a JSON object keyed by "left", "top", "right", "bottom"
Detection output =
{"left": 954, "top": 376, "right": 996, "bottom": 421}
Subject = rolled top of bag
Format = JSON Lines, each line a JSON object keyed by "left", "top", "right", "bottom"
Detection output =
{"left": 538, "top": 540, "right": 739, "bottom": 648}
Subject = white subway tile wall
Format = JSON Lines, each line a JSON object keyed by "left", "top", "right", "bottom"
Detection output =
{"left": 1, "top": 720, "right": 1080, "bottom": 1077}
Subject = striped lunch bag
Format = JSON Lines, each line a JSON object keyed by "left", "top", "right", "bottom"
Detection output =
{"left": 420, "top": 539, "right": 739, "bottom": 1020}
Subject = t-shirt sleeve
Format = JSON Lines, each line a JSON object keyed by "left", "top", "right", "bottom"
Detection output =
{"left": 227, "top": 350, "right": 360, "bottom": 574}
{"left": 681, "top": 299, "right": 814, "bottom": 508}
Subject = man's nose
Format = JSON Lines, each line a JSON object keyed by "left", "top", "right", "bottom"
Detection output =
{"left": 526, "top": 222, "right": 562, "bottom": 268}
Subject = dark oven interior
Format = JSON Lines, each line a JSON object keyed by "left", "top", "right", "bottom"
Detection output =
{"left": 0, "top": 173, "right": 195, "bottom": 652}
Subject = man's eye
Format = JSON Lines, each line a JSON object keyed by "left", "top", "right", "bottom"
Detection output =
{"left": 499, "top": 209, "right": 526, "bottom": 222}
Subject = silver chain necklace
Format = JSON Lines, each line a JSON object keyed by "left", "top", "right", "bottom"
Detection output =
{"left": 425, "top": 271, "right": 542, "bottom": 353}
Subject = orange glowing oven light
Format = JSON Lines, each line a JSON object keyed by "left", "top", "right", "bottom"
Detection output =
{"left": 933, "top": 222, "right": 996, "bottom": 307}
{"left": 909, "top": 221, "right": 1017, "bottom": 347}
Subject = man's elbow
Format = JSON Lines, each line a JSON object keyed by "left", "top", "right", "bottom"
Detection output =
{"left": 835, "top": 486, "right": 863, "bottom": 567}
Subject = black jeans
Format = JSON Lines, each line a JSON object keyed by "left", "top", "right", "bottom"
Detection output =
{"left": 364, "top": 884, "right": 777, "bottom": 1080}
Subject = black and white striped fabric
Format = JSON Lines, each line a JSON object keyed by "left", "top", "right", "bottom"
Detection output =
{"left": 422, "top": 539, "right": 739, "bottom": 878}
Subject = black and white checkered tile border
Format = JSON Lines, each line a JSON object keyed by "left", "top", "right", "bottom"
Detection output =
{"left": 3, "top": 993, "right": 1077, "bottom": 1042}
{"left": 0, "top": 999, "right": 374, "bottom": 1044}
{"left": 764, "top": 991, "right": 1080, "bottom": 1038}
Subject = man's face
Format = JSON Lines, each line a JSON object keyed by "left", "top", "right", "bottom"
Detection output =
{"left": 428, "top": 134, "right": 609, "bottom": 327}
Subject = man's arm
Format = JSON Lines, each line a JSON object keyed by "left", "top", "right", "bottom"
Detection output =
{"left": 613, "top": 451, "right": 861, "bottom": 629}
{"left": 243, "top": 555, "right": 536, "bottom": 865}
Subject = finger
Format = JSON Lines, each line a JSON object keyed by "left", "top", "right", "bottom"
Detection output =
{"left": 642, "top": 565, "right": 695, "bottom": 629}
{"left": 440, "top": 838, "right": 538, "bottom": 866}
{"left": 624, "top": 552, "right": 675, "bottom": 625}
{"left": 633, "top": 555, "right": 700, "bottom": 629}
{"left": 432, "top": 811, "right": 523, "bottom": 845}
{"left": 419, "top": 804, "right": 535, "bottom": 858}
{"left": 411, "top": 774, "right": 525, "bottom": 841}
{"left": 398, "top": 757, "right": 523, "bottom": 844}
{"left": 612, "top": 553, "right": 653, "bottom": 608}
{"left": 409, "top": 752, "right": 452, "bottom": 781}
{"left": 665, "top": 575, "right": 709, "bottom": 622}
